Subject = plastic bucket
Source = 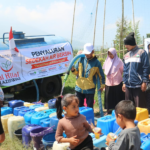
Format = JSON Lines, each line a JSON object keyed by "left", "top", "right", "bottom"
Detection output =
{"left": 42, "top": 131, "right": 56, "bottom": 148}
{"left": 22, "top": 124, "right": 41, "bottom": 147}
{"left": 48, "top": 99, "right": 56, "bottom": 109}
{"left": 14, "top": 128, "right": 22, "bottom": 141}
{"left": 30, "top": 127, "right": 53, "bottom": 150}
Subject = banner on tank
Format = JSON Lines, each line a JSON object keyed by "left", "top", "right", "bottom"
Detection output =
{"left": 0, "top": 42, "right": 73, "bottom": 86}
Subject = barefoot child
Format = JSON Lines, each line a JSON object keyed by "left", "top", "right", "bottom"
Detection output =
{"left": 55, "top": 94, "right": 101, "bottom": 150}
{"left": 106, "top": 100, "right": 141, "bottom": 150}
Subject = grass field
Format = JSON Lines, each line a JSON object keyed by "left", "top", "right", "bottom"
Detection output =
{"left": 0, "top": 73, "right": 105, "bottom": 150}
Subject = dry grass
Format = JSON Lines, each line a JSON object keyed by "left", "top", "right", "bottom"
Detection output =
{"left": 0, "top": 134, "right": 33, "bottom": 150}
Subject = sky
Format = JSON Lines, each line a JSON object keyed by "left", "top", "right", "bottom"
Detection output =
{"left": 0, "top": 0, "right": 150, "bottom": 50}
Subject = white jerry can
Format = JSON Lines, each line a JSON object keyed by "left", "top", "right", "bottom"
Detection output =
{"left": 35, "top": 107, "right": 49, "bottom": 112}
{"left": 52, "top": 141, "right": 70, "bottom": 150}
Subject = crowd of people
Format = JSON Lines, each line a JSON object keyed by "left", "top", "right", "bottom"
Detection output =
{"left": 55, "top": 32, "right": 148, "bottom": 150}
{"left": 71, "top": 32, "right": 150, "bottom": 113}
{"left": 0, "top": 32, "right": 149, "bottom": 150}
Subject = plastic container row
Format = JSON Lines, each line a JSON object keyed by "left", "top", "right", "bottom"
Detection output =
{"left": 2, "top": 105, "right": 150, "bottom": 136}
{"left": 1, "top": 99, "right": 57, "bottom": 116}
{"left": 2, "top": 107, "right": 150, "bottom": 149}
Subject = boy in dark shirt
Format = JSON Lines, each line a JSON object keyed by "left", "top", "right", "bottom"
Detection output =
{"left": 106, "top": 100, "right": 141, "bottom": 150}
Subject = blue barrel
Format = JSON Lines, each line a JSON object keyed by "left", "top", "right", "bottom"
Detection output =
{"left": 29, "top": 104, "right": 43, "bottom": 110}
{"left": 42, "top": 131, "right": 56, "bottom": 148}
{"left": 48, "top": 99, "right": 56, "bottom": 109}
{"left": 79, "top": 107, "right": 94, "bottom": 125}
{"left": 8, "top": 100, "right": 24, "bottom": 110}
{"left": 18, "top": 108, "right": 32, "bottom": 117}
{"left": 13, "top": 106, "right": 28, "bottom": 116}
{"left": 31, "top": 109, "right": 56, "bottom": 125}
{"left": 40, "top": 118, "right": 51, "bottom": 127}
{"left": 24, "top": 110, "right": 38, "bottom": 124}
{"left": 141, "top": 133, "right": 150, "bottom": 150}
{"left": 97, "top": 115, "right": 116, "bottom": 135}
{"left": 1, "top": 107, "right": 13, "bottom": 116}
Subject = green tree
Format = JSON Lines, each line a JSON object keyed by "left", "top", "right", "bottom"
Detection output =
{"left": 147, "top": 34, "right": 150, "bottom": 38}
{"left": 127, "top": 21, "right": 142, "bottom": 45}
{"left": 114, "top": 18, "right": 142, "bottom": 51}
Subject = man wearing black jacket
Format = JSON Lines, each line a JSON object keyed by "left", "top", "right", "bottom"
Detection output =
{"left": 122, "top": 32, "right": 149, "bottom": 107}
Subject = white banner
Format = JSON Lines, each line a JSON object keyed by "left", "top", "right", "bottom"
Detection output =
{"left": 0, "top": 42, "right": 73, "bottom": 87}
{"left": 144, "top": 38, "right": 150, "bottom": 53}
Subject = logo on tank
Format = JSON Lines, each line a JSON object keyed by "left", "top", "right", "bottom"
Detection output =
{"left": 1, "top": 60, "right": 13, "bottom": 72}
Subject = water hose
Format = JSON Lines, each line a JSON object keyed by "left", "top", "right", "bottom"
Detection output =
{"left": 63, "top": 54, "right": 85, "bottom": 82}
{"left": 97, "top": 75, "right": 104, "bottom": 117}
{"left": 62, "top": 54, "right": 104, "bottom": 117}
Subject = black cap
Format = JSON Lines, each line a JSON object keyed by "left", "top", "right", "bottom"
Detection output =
{"left": 124, "top": 32, "right": 136, "bottom": 46}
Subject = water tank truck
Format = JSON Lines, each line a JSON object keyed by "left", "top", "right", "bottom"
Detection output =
{"left": 0, "top": 31, "right": 73, "bottom": 100}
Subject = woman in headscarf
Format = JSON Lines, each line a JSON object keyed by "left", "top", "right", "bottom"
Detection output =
{"left": 103, "top": 48, "right": 125, "bottom": 115}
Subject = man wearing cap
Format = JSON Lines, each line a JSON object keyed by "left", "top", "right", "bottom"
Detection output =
{"left": 71, "top": 43, "right": 105, "bottom": 108}
{"left": 122, "top": 32, "right": 149, "bottom": 107}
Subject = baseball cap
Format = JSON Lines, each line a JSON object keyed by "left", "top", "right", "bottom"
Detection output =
{"left": 82, "top": 43, "right": 94, "bottom": 54}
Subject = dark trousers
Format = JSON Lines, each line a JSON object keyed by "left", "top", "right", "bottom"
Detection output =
{"left": 75, "top": 91, "right": 94, "bottom": 108}
{"left": 72, "top": 135, "right": 93, "bottom": 150}
{"left": 146, "top": 91, "right": 150, "bottom": 113}
{"left": 125, "top": 87, "right": 146, "bottom": 108}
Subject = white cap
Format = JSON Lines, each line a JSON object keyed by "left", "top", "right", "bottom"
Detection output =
{"left": 82, "top": 43, "right": 94, "bottom": 54}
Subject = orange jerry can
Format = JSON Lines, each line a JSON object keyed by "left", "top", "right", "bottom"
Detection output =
{"left": 135, "top": 107, "right": 149, "bottom": 122}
